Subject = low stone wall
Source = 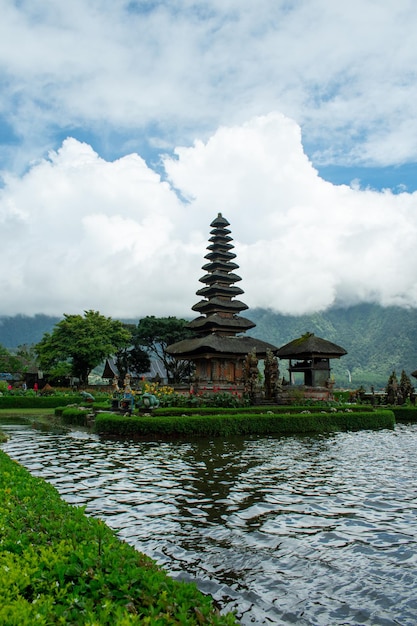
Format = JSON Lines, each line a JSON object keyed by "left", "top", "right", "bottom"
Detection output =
{"left": 278, "top": 385, "right": 334, "bottom": 404}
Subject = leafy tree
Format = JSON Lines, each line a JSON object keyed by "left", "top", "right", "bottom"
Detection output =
{"left": 399, "top": 370, "right": 413, "bottom": 404}
{"left": 114, "top": 324, "right": 151, "bottom": 382}
{"left": 0, "top": 344, "right": 21, "bottom": 373}
{"left": 15, "top": 344, "right": 40, "bottom": 374}
{"left": 133, "top": 316, "right": 193, "bottom": 383}
{"left": 385, "top": 370, "right": 399, "bottom": 405}
{"left": 36, "top": 310, "right": 131, "bottom": 386}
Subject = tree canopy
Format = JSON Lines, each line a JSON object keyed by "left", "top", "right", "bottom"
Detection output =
{"left": 133, "top": 316, "right": 192, "bottom": 383}
{"left": 114, "top": 323, "right": 151, "bottom": 382}
{"left": 36, "top": 310, "right": 131, "bottom": 385}
{"left": 0, "top": 344, "right": 21, "bottom": 374}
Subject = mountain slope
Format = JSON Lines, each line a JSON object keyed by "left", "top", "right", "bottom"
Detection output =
{"left": 1, "top": 304, "right": 416, "bottom": 388}
{"left": 248, "top": 303, "right": 417, "bottom": 388}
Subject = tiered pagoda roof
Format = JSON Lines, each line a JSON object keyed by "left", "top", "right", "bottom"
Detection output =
{"left": 188, "top": 212, "right": 255, "bottom": 335}
{"left": 167, "top": 213, "right": 277, "bottom": 359}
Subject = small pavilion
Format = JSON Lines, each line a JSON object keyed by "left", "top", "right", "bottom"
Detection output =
{"left": 166, "top": 213, "right": 277, "bottom": 392}
{"left": 276, "top": 332, "right": 347, "bottom": 387}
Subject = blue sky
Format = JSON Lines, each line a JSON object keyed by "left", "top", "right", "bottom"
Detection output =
{"left": 1, "top": 0, "right": 417, "bottom": 318}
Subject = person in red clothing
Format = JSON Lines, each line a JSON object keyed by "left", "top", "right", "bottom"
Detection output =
{"left": 33, "top": 382, "right": 38, "bottom": 393}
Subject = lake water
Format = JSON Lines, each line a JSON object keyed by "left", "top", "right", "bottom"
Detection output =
{"left": 2, "top": 422, "right": 417, "bottom": 625}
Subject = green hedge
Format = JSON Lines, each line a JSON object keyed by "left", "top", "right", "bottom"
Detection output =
{"left": 0, "top": 451, "right": 237, "bottom": 625}
{"left": 153, "top": 404, "right": 366, "bottom": 417}
{"left": 0, "top": 396, "right": 83, "bottom": 409}
{"left": 390, "top": 407, "right": 417, "bottom": 421}
{"left": 60, "top": 407, "right": 92, "bottom": 426}
{"left": 0, "top": 394, "right": 111, "bottom": 410}
{"left": 94, "top": 410, "right": 395, "bottom": 438}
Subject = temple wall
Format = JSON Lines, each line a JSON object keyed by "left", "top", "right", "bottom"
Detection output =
{"left": 194, "top": 357, "right": 244, "bottom": 385}
{"left": 278, "top": 386, "right": 334, "bottom": 404}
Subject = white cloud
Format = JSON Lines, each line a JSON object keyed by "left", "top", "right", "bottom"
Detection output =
{"left": 165, "top": 113, "right": 417, "bottom": 314}
{"left": 2, "top": 114, "right": 417, "bottom": 318}
{"left": 0, "top": 138, "right": 202, "bottom": 317}
{"left": 1, "top": 1, "right": 417, "bottom": 170}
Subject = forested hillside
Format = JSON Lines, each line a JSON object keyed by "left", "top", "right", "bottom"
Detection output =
{"left": 1, "top": 304, "right": 416, "bottom": 389}
{"left": 248, "top": 304, "right": 417, "bottom": 389}
{"left": 0, "top": 314, "right": 61, "bottom": 349}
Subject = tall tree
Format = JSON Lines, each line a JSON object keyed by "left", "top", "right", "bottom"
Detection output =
{"left": 399, "top": 370, "right": 413, "bottom": 404}
{"left": 133, "top": 316, "right": 192, "bottom": 383}
{"left": 36, "top": 310, "right": 131, "bottom": 385}
{"left": 114, "top": 324, "right": 151, "bottom": 382}
{"left": 385, "top": 370, "right": 399, "bottom": 405}
{"left": 0, "top": 344, "right": 21, "bottom": 374}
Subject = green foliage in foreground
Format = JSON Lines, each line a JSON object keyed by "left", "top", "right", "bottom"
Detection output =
{"left": 0, "top": 451, "right": 237, "bottom": 625}
{"left": 93, "top": 409, "right": 395, "bottom": 438}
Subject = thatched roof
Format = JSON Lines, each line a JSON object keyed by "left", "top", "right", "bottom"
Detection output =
{"left": 276, "top": 332, "right": 347, "bottom": 359}
{"left": 187, "top": 314, "right": 255, "bottom": 333}
{"left": 166, "top": 334, "right": 277, "bottom": 359}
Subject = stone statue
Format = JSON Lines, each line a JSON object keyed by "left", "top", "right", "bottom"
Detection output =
{"left": 112, "top": 376, "right": 120, "bottom": 394}
{"left": 264, "top": 349, "right": 280, "bottom": 401}
{"left": 123, "top": 374, "right": 132, "bottom": 393}
{"left": 243, "top": 348, "right": 259, "bottom": 402}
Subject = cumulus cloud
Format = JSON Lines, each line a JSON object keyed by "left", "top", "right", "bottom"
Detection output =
{"left": 1, "top": 1, "right": 417, "bottom": 172}
{"left": 165, "top": 113, "right": 417, "bottom": 314}
{"left": 2, "top": 113, "right": 417, "bottom": 318}
{"left": 0, "top": 138, "right": 203, "bottom": 317}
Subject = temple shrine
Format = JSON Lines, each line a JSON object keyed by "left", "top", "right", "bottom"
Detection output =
{"left": 166, "top": 213, "right": 277, "bottom": 393}
{"left": 276, "top": 332, "right": 347, "bottom": 388}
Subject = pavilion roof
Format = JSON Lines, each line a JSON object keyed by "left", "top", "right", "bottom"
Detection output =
{"left": 166, "top": 335, "right": 277, "bottom": 359}
{"left": 276, "top": 332, "right": 347, "bottom": 359}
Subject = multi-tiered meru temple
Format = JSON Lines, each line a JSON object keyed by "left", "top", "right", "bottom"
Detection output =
{"left": 167, "top": 213, "right": 277, "bottom": 392}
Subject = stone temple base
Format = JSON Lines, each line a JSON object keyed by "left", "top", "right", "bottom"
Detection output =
{"left": 174, "top": 383, "right": 245, "bottom": 395}
{"left": 277, "top": 386, "right": 334, "bottom": 404}
{"left": 172, "top": 384, "right": 334, "bottom": 405}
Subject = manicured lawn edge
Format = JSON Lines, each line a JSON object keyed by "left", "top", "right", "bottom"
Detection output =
{"left": 93, "top": 409, "right": 395, "bottom": 438}
{"left": 0, "top": 451, "right": 238, "bottom": 625}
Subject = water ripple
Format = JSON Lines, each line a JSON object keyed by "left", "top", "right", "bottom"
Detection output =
{"left": 2, "top": 424, "right": 417, "bottom": 624}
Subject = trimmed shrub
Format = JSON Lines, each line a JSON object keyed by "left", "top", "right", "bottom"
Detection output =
{"left": 153, "top": 404, "right": 366, "bottom": 417}
{"left": 95, "top": 410, "right": 395, "bottom": 438}
{"left": 0, "top": 396, "right": 81, "bottom": 409}
{"left": 390, "top": 407, "right": 417, "bottom": 421}
{"left": 60, "top": 407, "right": 91, "bottom": 426}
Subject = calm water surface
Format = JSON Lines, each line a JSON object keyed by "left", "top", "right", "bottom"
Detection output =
{"left": 2, "top": 423, "right": 417, "bottom": 625}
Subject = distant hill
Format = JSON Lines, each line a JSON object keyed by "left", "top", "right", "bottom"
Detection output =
{"left": 1, "top": 304, "right": 416, "bottom": 389}
{"left": 0, "top": 314, "right": 61, "bottom": 349}
{"left": 248, "top": 303, "right": 417, "bottom": 389}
